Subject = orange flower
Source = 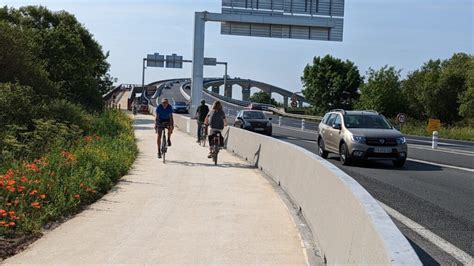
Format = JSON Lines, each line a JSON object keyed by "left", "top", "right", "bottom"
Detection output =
{"left": 26, "top": 163, "right": 39, "bottom": 172}
{"left": 13, "top": 199, "right": 20, "bottom": 205}
{"left": 20, "top": 176, "right": 28, "bottom": 183}
{"left": 0, "top": 221, "right": 5, "bottom": 226}
{"left": 61, "top": 151, "right": 77, "bottom": 163}
{"left": 6, "top": 186, "right": 15, "bottom": 193}
{"left": 84, "top": 136, "right": 93, "bottom": 142}
{"left": 31, "top": 202, "right": 41, "bottom": 209}
{"left": 34, "top": 157, "right": 48, "bottom": 167}
{"left": 8, "top": 211, "right": 15, "bottom": 217}
{"left": 74, "top": 194, "right": 80, "bottom": 199}
{"left": 7, "top": 180, "right": 16, "bottom": 186}
{"left": 4, "top": 169, "right": 14, "bottom": 179}
{"left": 1, "top": 212, "right": 7, "bottom": 217}
{"left": 0, "top": 210, "right": 5, "bottom": 214}
{"left": 39, "top": 194, "right": 46, "bottom": 199}
{"left": 29, "top": 189, "right": 38, "bottom": 196}
{"left": 9, "top": 222, "right": 15, "bottom": 227}
{"left": 17, "top": 186, "right": 25, "bottom": 192}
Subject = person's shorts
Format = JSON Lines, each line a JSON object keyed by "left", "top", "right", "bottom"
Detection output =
{"left": 156, "top": 119, "right": 172, "bottom": 134}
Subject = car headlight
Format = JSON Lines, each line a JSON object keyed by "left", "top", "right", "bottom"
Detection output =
{"left": 350, "top": 135, "right": 366, "bottom": 144}
{"left": 397, "top": 137, "right": 407, "bottom": 144}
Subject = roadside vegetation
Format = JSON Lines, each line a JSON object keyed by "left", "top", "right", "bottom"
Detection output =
{"left": 301, "top": 54, "right": 474, "bottom": 141}
{"left": 249, "top": 91, "right": 279, "bottom": 106}
{"left": 0, "top": 4, "right": 137, "bottom": 246}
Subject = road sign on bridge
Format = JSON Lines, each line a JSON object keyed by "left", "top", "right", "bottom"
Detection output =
{"left": 220, "top": 0, "right": 344, "bottom": 41}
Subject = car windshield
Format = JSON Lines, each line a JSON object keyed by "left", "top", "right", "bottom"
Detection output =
{"left": 343, "top": 114, "right": 392, "bottom": 129}
{"left": 175, "top": 102, "right": 186, "bottom": 106}
{"left": 243, "top": 111, "right": 266, "bottom": 119}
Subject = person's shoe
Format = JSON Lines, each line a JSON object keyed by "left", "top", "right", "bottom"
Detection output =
{"left": 167, "top": 139, "right": 172, "bottom": 147}
{"left": 196, "top": 140, "right": 200, "bottom": 143}
{"left": 207, "top": 152, "right": 213, "bottom": 158}
{"left": 157, "top": 152, "right": 162, "bottom": 159}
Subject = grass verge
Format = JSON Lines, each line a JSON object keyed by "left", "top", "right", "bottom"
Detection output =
{"left": 0, "top": 109, "right": 137, "bottom": 258}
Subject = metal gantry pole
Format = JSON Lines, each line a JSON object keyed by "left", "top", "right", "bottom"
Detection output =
{"left": 141, "top": 58, "right": 146, "bottom": 102}
{"left": 224, "top": 62, "right": 228, "bottom": 95}
{"left": 190, "top": 12, "right": 206, "bottom": 116}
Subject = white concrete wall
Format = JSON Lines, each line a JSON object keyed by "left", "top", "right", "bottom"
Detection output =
{"left": 163, "top": 113, "right": 421, "bottom": 265}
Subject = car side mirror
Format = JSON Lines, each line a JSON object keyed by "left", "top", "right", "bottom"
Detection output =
{"left": 268, "top": 117, "right": 273, "bottom": 121}
{"left": 332, "top": 123, "right": 342, "bottom": 130}
{"left": 237, "top": 117, "right": 243, "bottom": 120}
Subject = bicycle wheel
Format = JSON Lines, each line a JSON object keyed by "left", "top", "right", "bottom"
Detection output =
{"left": 161, "top": 133, "right": 167, "bottom": 163}
{"left": 213, "top": 147, "right": 218, "bottom": 165}
{"left": 201, "top": 134, "right": 206, "bottom": 147}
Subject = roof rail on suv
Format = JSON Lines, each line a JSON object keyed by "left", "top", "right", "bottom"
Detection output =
{"left": 361, "top": 110, "right": 379, "bottom": 115}
{"left": 330, "top": 109, "right": 346, "bottom": 114}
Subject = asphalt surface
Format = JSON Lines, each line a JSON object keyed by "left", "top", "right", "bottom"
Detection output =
{"left": 157, "top": 81, "right": 474, "bottom": 264}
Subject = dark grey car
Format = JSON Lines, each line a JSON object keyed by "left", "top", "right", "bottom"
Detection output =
{"left": 234, "top": 110, "right": 272, "bottom": 136}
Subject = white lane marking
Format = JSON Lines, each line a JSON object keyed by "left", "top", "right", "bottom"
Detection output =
{"left": 409, "top": 144, "right": 474, "bottom": 157}
{"left": 407, "top": 158, "right": 474, "bottom": 173}
{"left": 274, "top": 125, "right": 318, "bottom": 134}
{"left": 378, "top": 201, "right": 474, "bottom": 265}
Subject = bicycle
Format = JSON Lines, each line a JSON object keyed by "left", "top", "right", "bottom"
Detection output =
{"left": 157, "top": 122, "right": 170, "bottom": 163}
{"left": 199, "top": 124, "right": 208, "bottom": 147}
{"left": 209, "top": 131, "right": 223, "bottom": 165}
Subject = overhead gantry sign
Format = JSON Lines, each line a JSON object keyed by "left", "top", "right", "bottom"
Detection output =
{"left": 190, "top": 0, "right": 345, "bottom": 113}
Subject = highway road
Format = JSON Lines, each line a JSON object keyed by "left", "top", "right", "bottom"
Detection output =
{"left": 156, "top": 81, "right": 474, "bottom": 264}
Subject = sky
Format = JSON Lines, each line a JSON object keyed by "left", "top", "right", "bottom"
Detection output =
{"left": 2, "top": 0, "right": 473, "bottom": 100}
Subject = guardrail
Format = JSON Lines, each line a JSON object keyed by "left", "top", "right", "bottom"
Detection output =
{"left": 171, "top": 114, "right": 421, "bottom": 265}
{"left": 268, "top": 107, "right": 323, "bottom": 122}
{"left": 180, "top": 82, "right": 191, "bottom": 101}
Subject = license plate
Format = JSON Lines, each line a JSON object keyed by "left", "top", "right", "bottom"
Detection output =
{"left": 254, "top": 128, "right": 264, "bottom": 131}
{"left": 374, "top": 147, "right": 392, "bottom": 153}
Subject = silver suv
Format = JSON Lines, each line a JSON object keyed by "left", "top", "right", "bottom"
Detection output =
{"left": 317, "top": 110, "right": 407, "bottom": 167}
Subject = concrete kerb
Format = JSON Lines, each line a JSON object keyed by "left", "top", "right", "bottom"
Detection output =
{"left": 172, "top": 113, "right": 421, "bottom": 265}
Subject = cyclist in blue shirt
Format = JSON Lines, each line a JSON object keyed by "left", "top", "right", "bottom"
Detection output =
{"left": 155, "top": 98, "right": 174, "bottom": 158}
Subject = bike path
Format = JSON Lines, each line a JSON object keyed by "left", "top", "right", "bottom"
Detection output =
{"left": 6, "top": 114, "right": 308, "bottom": 265}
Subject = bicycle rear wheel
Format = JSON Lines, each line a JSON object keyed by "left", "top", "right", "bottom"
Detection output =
{"left": 213, "top": 147, "right": 218, "bottom": 165}
{"left": 201, "top": 135, "right": 206, "bottom": 147}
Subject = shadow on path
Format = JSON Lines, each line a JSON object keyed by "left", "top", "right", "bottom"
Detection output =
{"left": 167, "top": 160, "right": 255, "bottom": 169}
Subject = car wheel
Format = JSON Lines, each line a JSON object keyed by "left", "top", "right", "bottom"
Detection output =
{"left": 339, "top": 143, "right": 352, "bottom": 165}
{"left": 393, "top": 158, "right": 406, "bottom": 168}
{"left": 318, "top": 138, "right": 329, "bottom": 159}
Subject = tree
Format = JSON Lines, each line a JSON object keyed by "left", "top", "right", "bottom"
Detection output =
{"left": 0, "top": 6, "right": 113, "bottom": 110}
{"left": 459, "top": 64, "right": 474, "bottom": 119}
{"left": 0, "top": 21, "right": 56, "bottom": 99}
{"left": 402, "top": 53, "right": 473, "bottom": 123}
{"left": 249, "top": 91, "right": 278, "bottom": 106}
{"left": 301, "top": 55, "right": 362, "bottom": 114}
{"left": 356, "top": 66, "right": 406, "bottom": 117}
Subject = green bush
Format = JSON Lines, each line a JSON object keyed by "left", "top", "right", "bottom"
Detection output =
{"left": 0, "top": 110, "right": 137, "bottom": 236}
{"left": 39, "top": 99, "right": 93, "bottom": 132}
{"left": 391, "top": 118, "right": 474, "bottom": 141}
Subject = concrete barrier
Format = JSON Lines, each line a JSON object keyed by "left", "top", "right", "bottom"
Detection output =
{"left": 171, "top": 114, "right": 421, "bottom": 265}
